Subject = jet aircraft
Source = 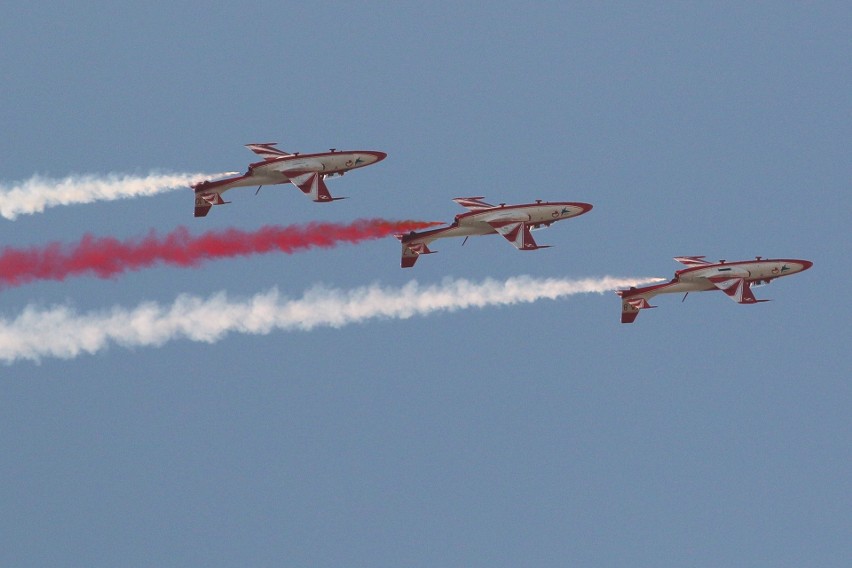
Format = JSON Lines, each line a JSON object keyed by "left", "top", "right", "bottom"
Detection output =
{"left": 617, "top": 256, "right": 813, "bottom": 323}
{"left": 191, "top": 143, "right": 386, "bottom": 217}
{"left": 395, "top": 196, "right": 592, "bottom": 267}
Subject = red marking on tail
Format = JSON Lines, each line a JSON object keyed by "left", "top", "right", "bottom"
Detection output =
{"left": 0, "top": 219, "right": 443, "bottom": 289}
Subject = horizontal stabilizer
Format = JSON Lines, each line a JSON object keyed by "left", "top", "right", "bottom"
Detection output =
{"left": 198, "top": 193, "right": 228, "bottom": 206}
{"left": 627, "top": 297, "right": 655, "bottom": 310}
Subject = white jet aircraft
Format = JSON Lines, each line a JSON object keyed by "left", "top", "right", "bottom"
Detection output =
{"left": 617, "top": 256, "right": 813, "bottom": 323}
{"left": 396, "top": 196, "right": 593, "bottom": 267}
{"left": 191, "top": 143, "right": 386, "bottom": 217}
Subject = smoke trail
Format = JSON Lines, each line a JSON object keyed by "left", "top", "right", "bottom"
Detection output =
{"left": 0, "top": 171, "right": 236, "bottom": 219}
{"left": 0, "top": 219, "right": 440, "bottom": 288}
{"left": 0, "top": 275, "right": 664, "bottom": 363}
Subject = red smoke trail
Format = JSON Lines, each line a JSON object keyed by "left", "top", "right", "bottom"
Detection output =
{"left": 0, "top": 219, "right": 441, "bottom": 288}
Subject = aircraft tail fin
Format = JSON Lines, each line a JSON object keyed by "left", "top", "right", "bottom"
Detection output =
{"left": 395, "top": 236, "right": 434, "bottom": 268}
{"left": 194, "top": 193, "right": 229, "bottom": 218}
{"left": 616, "top": 291, "right": 656, "bottom": 324}
{"left": 621, "top": 303, "right": 640, "bottom": 323}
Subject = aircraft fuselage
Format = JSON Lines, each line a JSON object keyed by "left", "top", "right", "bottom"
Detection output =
{"left": 671, "top": 259, "right": 812, "bottom": 291}
{"left": 617, "top": 257, "right": 813, "bottom": 322}
{"left": 405, "top": 201, "right": 593, "bottom": 242}
{"left": 195, "top": 150, "right": 387, "bottom": 192}
{"left": 627, "top": 258, "right": 813, "bottom": 297}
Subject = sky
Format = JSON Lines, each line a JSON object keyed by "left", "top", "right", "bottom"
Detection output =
{"left": 1, "top": 2, "right": 850, "bottom": 566}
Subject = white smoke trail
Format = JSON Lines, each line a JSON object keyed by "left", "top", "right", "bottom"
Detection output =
{"left": 0, "top": 275, "right": 663, "bottom": 364}
{"left": 0, "top": 171, "right": 238, "bottom": 219}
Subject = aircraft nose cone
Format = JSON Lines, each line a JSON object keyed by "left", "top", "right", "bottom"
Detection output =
{"left": 799, "top": 260, "right": 813, "bottom": 271}
{"left": 353, "top": 151, "right": 386, "bottom": 167}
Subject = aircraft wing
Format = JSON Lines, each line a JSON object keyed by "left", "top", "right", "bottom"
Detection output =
{"left": 707, "top": 277, "right": 768, "bottom": 304}
{"left": 285, "top": 171, "right": 341, "bottom": 202}
{"left": 487, "top": 221, "right": 548, "bottom": 250}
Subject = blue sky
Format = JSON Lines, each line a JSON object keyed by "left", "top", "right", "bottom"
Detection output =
{"left": 1, "top": 2, "right": 849, "bottom": 566}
